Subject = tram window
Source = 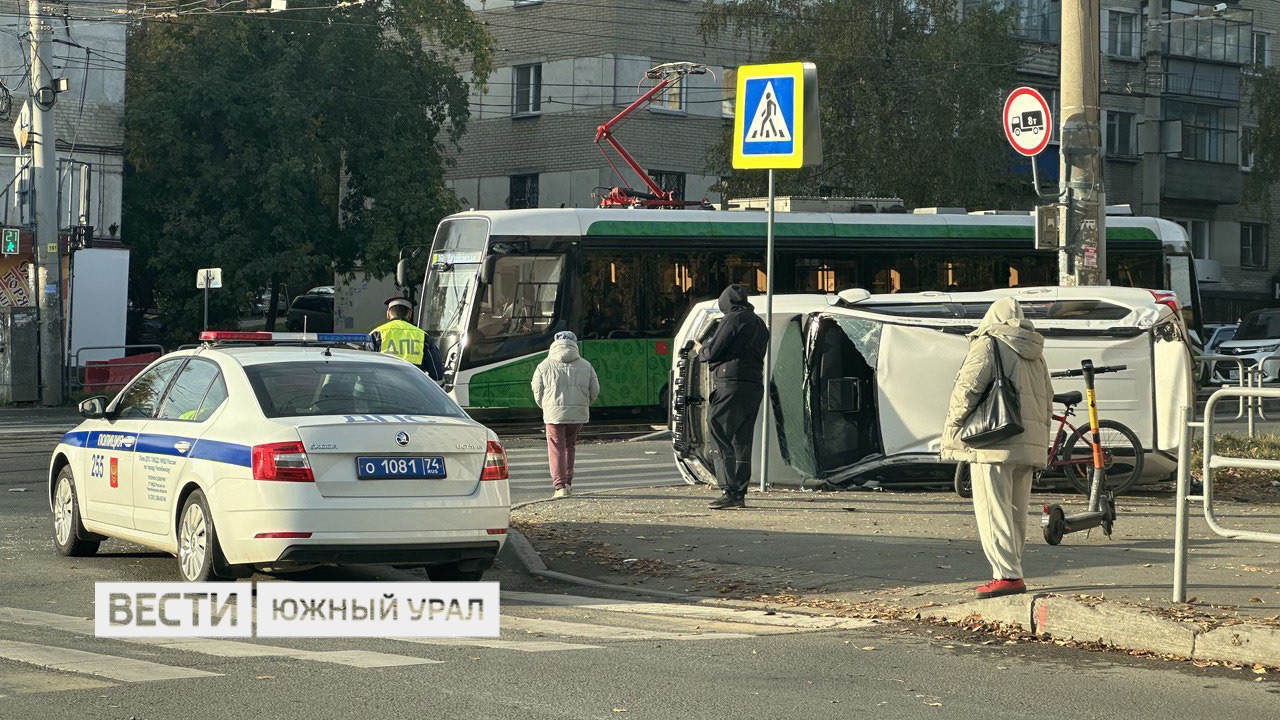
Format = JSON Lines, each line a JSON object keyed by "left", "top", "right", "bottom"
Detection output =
{"left": 868, "top": 254, "right": 918, "bottom": 293}
{"left": 794, "top": 258, "right": 857, "bottom": 294}
{"left": 582, "top": 253, "right": 645, "bottom": 339}
{"left": 1109, "top": 251, "right": 1163, "bottom": 289}
{"left": 916, "top": 255, "right": 994, "bottom": 291}
{"left": 1007, "top": 254, "right": 1056, "bottom": 288}
{"left": 474, "top": 255, "right": 563, "bottom": 338}
{"left": 654, "top": 254, "right": 708, "bottom": 333}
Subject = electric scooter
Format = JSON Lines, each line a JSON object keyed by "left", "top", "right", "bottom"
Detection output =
{"left": 1041, "top": 359, "right": 1129, "bottom": 545}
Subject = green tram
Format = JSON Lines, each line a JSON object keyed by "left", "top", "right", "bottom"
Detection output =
{"left": 415, "top": 208, "right": 1198, "bottom": 412}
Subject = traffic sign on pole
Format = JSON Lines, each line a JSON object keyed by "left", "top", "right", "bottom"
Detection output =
{"left": 732, "top": 62, "right": 822, "bottom": 170}
{"left": 1002, "top": 87, "right": 1053, "bottom": 157}
{"left": 731, "top": 61, "right": 821, "bottom": 494}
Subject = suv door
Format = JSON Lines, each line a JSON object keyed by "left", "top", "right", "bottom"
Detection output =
{"left": 134, "top": 358, "right": 229, "bottom": 536}
{"left": 84, "top": 358, "right": 184, "bottom": 530}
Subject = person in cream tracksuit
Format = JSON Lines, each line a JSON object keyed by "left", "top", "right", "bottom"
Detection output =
{"left": 532, "top": 332, "right": 600, "bottom": 498}
{"left": 941, "top": 297, "right": 1054, "bottom": 600}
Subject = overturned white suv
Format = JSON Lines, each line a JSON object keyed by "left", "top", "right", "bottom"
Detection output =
{"left": 670, "top": 286, "right": 1194, "bottom": 490}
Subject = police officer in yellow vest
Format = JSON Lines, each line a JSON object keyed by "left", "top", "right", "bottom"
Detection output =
{"left": 370, "top": 297, "right": 444, "bottom": 381}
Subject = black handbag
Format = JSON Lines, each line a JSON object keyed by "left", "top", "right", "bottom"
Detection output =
{"left": 960, "top": 336, "right": 1025, "bottom": 446}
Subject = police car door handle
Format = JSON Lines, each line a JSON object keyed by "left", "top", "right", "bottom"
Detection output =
{"left": 173, "top": 441, "right": 191, "bottom": 454}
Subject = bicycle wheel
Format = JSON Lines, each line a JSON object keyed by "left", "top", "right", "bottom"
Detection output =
{"left": 1061, "top": 419, "right": 1145, "bottom": 495}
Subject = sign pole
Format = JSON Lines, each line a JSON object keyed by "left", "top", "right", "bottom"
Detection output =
{"left": 203, "top": 270, "right": 210, "bottom": 331}
{"left": 759, "top": 168, "right": 775, "bottom": 493}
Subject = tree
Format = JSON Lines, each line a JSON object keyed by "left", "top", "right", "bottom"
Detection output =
{"left": 1245, "top": 66, "right": 1280, "bottom": 215}
{"left": 700, "top": 0, "right": 1026, "bottom": 208}
{"left": 123, "top": 0, "right": 491, "bottom": 342}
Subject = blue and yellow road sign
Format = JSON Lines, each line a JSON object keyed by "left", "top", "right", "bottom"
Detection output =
{"left": 732, "top": 62, "right": 822, "bottom": 170}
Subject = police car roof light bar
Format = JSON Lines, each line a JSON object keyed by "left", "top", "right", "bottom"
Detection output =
{"left": 199, "top": 331, "right": 372, "bottom": 346}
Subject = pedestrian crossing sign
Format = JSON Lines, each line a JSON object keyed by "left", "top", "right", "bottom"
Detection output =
{"left": 733, "top": 62, "right": 822, "bottom": 170}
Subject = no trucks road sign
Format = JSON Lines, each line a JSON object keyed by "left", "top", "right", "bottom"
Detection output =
{"left": 1003, "top": 87, "right": 1053, "bottom": 157}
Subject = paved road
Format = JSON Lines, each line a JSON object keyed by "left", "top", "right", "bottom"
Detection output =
{"left": 2, "top": 415, "right": 1278, "bottom": 717}
{"left": 0, "top": 410, "right": 681, "bottom": 503}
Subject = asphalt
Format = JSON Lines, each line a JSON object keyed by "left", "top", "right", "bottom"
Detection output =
{"left": 2, "top": 407, "right": 1279, "bottom": 717}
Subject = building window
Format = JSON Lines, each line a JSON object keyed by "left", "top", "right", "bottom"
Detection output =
{"left": 1104, "top": 9, "right": 1138, "bottom": 58}
{"left": 1164, "top": 100, "right": 1239, "bottom": 164}
{"left": 1175, "top": 219, "right": 1210, "bottom": 260}
{"left": 655, "top": 71, "right": 685, "bottom": 112}
{"left": 513, "top": 64, "right": 542, "bottom": 116}
{"left": 1010, "top": 0, "right": 1059, "bottom": 43}
{"left": 1241, "top": 223, "right": 1268, "bottom": 269}
{"left": 1255, "top": 31, "right": 1273, "bottom": 67}
{"left": 509, "top": 174, "right": 539, "bottom": 209}
{"left": 1104, "top": 110, "right": 1136, "bottom": 157}
{"left": 647, "top": 170, "right": 686, "bottom": 200}
{"left": 1241, "top": 126, "right": 1255, "bottom": 172}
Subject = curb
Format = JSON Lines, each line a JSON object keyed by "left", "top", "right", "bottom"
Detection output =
{"left": 507, "top": 491, "right": 1280, "bottom": 667}
{"left": 919, "top": 593, "right": 1280, "bottom": 666}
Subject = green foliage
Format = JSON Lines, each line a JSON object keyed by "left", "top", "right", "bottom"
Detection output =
{"left": 1244, "top": 66, "right": 1280, "bottom": 214}
{"left": 701, "top": 0, "right": 1027, "bottom": 208}
{"left": 123, "top": 1, "right": 491, "bottom": 344}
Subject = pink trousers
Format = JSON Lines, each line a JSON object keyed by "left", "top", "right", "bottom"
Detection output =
{"left": 546, "top": 423, "right": 582, "bottom": 489}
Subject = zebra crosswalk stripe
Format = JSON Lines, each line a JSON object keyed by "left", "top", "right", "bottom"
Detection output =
{"left": 0, "top": 607, "right": 439, "bottom": 668}
{"left": 0, "top": 639, "right": 219, "bottom": 682}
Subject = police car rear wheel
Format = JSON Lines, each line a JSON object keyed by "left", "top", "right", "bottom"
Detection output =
{"left": 178, "top": 490, "right": 231, "bottom": 582}
{"left": 53, "top": 467, "right": 99, "bottom": 557}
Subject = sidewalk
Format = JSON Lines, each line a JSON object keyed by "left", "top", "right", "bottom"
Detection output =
{"left": 512, "top": 484, "right": 1280, "bottom": 666}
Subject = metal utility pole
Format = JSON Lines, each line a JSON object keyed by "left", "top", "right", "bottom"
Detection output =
{"left": 27, "top": 0, "right": 63, "bottom": 405}
{"left": 1058, "top": 0, "right": 1107, "bottom": 286}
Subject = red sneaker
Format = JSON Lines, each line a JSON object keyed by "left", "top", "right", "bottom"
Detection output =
{"left": 975, "top": 578, "right": 1026, "bottom": 599}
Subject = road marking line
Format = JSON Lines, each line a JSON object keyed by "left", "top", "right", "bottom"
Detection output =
{"left": 0, "top": 640, "right": 218, "bottom": 682}
{"left": 0, "top": 607, "right": 439, "bottom": 668}
{"left": 501, "top": 592, "right": 878, "bottom": 631}
{"left": 509, "top": 458, "right": 665, "bottom": 468}
{"left": 499, "top": 615, "right": 755, "bottom": 640}
{"left": 389, "top": 636, "right": 603, "bottom": 652}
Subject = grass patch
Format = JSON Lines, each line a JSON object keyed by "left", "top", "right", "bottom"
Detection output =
{"left": 1191, "top": 433, "right": 1280, "bottom": 501}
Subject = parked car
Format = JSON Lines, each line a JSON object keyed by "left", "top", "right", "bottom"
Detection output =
{"left": 1210, "top": 310, "right": 1280, "bottom": 384}
{"left": 285, "top": 293, "right": 334, "bottom": 332}
{"left": 1202, "top": 323, "right": 1237, "bottom": 355}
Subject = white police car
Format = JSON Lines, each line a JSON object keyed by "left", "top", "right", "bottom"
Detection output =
{"left": 49, "top": 332, "right": 509, "bottom": 582}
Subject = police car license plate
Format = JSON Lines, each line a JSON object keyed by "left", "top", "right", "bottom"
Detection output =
{"left": 356, "top": 456, "right": 446, "bottom": 479}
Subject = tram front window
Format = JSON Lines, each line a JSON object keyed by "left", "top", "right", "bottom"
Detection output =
{"left": 474, "top": 255, "right": 564, "bottom": 339}
{"left": 420, "top": 218, "right": 488, "bottom": 364}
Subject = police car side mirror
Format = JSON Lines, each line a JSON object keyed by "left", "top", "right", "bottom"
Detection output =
{"left": 395, "top": 258, "right": 408, "bottom": 288}
{"left": 78, "top": 396, "right": 107, "bottom": 419}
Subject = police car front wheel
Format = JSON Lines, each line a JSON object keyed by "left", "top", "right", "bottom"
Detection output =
{"left": 52, "top": 466, "right": 100, "bottom": 557}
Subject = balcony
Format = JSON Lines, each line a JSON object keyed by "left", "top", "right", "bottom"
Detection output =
{"left": 1163, "top": 157, "right": 1242, "bottom": 205}
{"left": 1162, "top": 11, "right": 1253, "bottom": 65}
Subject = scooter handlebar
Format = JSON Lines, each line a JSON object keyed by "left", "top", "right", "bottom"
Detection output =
{"left": 1050, "top": 364, "right": 1128, "bottom": 378}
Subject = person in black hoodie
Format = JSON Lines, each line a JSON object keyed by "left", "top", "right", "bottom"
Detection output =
{"left": 695, "top": 284, "right": 769, "bottom": 509}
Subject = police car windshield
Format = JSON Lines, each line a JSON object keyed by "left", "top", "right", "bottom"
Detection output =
{"left": 243, "top": 361, "right": 466, "bottom": 419}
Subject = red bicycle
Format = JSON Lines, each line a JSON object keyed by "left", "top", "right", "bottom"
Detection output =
{"left": 953, "top": 388, "right": 1144, "bottom": 497}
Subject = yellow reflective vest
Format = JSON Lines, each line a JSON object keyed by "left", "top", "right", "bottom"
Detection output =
{"left": 371, "top": 319, "right": 426, "bottom": 365}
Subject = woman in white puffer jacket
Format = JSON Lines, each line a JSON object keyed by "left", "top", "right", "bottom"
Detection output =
{"left": 532, "top": 331, "right": 600, "bottom": 497}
